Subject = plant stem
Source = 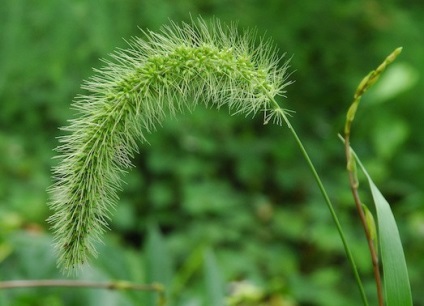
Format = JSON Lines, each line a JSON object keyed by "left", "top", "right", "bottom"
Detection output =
{"left": 0, "top": 279, "right": 161, "bottom": 290}
{"left": 344, "top": 134, "right": 384, "bottom": 306}
{"left": 342, "top": 47, "right": 403, "bottom": 306}
{"left": 267, "top": 98, "right": 369, "bottom": 306}
{"left": 0, "top": 280, "right": 166, "bottom": 305}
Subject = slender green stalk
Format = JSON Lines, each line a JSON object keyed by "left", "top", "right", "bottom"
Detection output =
{"left": 0, "top": 279, "right": 162, "bottom": 291}
{"left": 345, "top": 129, "right": 384, "bottom": 306}
{"left": 265, "top": 96, "right": 369, "bottom": 306}
{"left": 343, "top": 47, "right": 403, "bottom": 306}
{"left": 0, "top": 280, "right": 165, "bottom": 306}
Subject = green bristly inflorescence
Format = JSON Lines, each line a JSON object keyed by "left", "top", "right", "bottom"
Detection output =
{"left": 48, "top": 17, "right": 292, "bottom": 272}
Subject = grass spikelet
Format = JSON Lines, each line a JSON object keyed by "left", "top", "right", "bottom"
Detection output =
{"left": 48, "top": 17, "right": 292, "bottom": 272}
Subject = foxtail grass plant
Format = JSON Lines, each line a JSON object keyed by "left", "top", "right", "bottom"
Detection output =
{"left": 48, "top": 17, "right": 411, "bottom": 306}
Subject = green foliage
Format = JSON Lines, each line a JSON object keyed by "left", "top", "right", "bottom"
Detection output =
{"left": 1, "top": 0, "right": 424, "bottom": 305}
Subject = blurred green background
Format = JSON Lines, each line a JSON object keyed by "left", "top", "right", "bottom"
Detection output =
{"left": 1, "top": 0, "right": 423, "bottom": 305}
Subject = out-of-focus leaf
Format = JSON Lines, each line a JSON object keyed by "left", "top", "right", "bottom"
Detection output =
{"left": 367, "top": 63, "right": 419, "bottom": 104}
{"left": 203, "top": 249, "right": 225, "bottom": 306}
{"left": 372, "top": 117, "right": 409, "bottom": 160}
{"left": 145, "top": 225, "right": 174, "bottom": 305}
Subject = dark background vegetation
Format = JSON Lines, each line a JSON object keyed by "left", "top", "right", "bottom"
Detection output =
{"left": 1, "top": 0, "right": 423, "bottom": 305}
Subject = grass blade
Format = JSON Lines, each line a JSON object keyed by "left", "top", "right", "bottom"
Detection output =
{"left": 354, "top": 153, "right": 412, "bottom": 306}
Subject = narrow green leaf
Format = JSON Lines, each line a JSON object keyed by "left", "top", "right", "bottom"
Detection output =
{"left": 354, "top": 154, "right": 413, "bottom": 306}
{"left": 203, "top": 249, "right": 225, "bottom": 306}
